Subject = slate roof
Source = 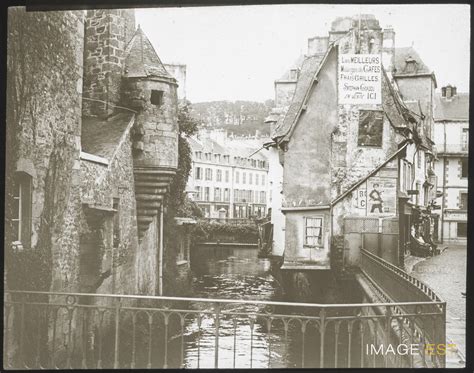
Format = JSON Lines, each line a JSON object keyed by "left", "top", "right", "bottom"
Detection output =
{"left": 272, "top": 52, "right": 328, "bottom": 139}
{"left": 276, "top": 53, "right": 306, "bottom": 81}
{"left": 434, "top": 93, "right": 469, "bottom": 121}
{"left": 81, "top": 112, "right": 135, "bottom": 159}
{"left": 393, "top": 47, "right": 433, "bottom": 76}
{"left": 124, "top": 26, "right": 174, "bottom": 80}
{"left": 272, "top": 45, "right": 414, "bottom": 142}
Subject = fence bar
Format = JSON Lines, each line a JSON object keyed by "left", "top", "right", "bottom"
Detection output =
{"left": 3, "top": 290, "right": 446, "bottom": 369}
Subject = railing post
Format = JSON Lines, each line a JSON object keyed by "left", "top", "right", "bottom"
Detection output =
{"left": 384, "top": 305, "right": 392, "bottom": 368}
{"left": 440, "top": 302, "right": 446, "bottom": 368}
{"left": 214, "top": 302, "right": 220, "bottom": 369}
{"left": 113, "top": 297, "right": 121, "bottom": 369}
{"left": 319, "top": 309, "right": 326, "bottom": 368}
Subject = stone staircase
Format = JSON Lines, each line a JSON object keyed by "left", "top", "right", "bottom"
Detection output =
{"left": 133, "top": 167, "right": 176, "bottom": 239}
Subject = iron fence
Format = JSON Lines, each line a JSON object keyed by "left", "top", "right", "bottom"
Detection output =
{"left": 4, "top": 290, "right": 445, "bottom": 369}
{"left": 360, "top": 249, "right": 446, "bottom": 367}
{"left": 200, "top": 217, "right": 254, "bottom": 225}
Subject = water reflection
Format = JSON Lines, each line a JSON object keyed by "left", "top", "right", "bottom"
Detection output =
{"left": 182, "top": 244, "right": 361, "bottom": 369}
{"left": 184, "top": 245, "right": 289, "bottom": 368}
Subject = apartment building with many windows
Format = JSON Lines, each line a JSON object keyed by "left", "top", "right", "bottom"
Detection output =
{"left": 187, "top": 133, "right": 269, "bottom": 218}
{"left": 433, "top": 85, "right": 469, "bottom": 244}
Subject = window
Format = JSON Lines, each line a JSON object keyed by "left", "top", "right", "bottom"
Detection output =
{"left": 195, "top": 167, "right": 202, "bottom": 180}
{"left": 214, "top": 188, "right": 221, "bottom": 202}
{"left": 402, "top": 161, "right": 412, "bottom": 193}
{"left": 204, "top": 187, "right": 210, "bottom": 201}
{"left": 417, "top": 150, "right": 422, "bottom": 169}
{"left": 216, "top": 169, "right": 222, "bottom": 182}
{"left": 415, "top": 182, "right": 421, "bottom": 205}
{"left": 460, "top": 192, "right": 468, "bottom": 210}
{"left": 235, "top": 171, "right": 240, "bottom": 184}
{"left": 214, "top": 154, "right": 221, "bottom": 163}
{"left": 12, "top": 172, "right": 33, "bottom": 248}
{"left": 225, "top": 170, "right": 229, "bottom": 183}
{"left": 304, "top": 217, "right": 323, "bottom": 247}
{"left": 262, "top": 175, "right": 265, "bottom": 186}
{"left": 205, "top": 168, "right": 213, "bottom": 181}
{"left": 256, "top": 174, "right": 259, "bottom": 185}
{"left": 462, "top": 128, "right": 469, "bottom": 151}
{"left": 461, "top": 158, "right": 468, "bottom": 178}
{"left": 195, "top": 151, "right": 202, "bottom": 160}
{"left": 260, "top": 191, "right": 266, "bottom": 204}
{"left": 150, "top": 90, "right": 164, "bottom": 106}
{"left": 195, "top": 186, "right": 202, "bottom": 200}
{"left": 243, "top": 172, "right": 247, "bottom": 184}
{"left": 205, "top": 153, "right": 211, "bottom": 161}
{"left": 457, "top": 222, "right": 467, "bottom": 238}
{"left": 224, "top": 155, "right": 230, "bottom": 164}
{"left": 224, "top": 188, "right": 230, "bottom": 202}
{"left": 113, "top": 198, "right": 120, "bottom": 248}
{"left": 358, "top": 110, "right": 383, "bottom": 147}
{"left": 249, "top": 173, "right": 253, "bottom": 184}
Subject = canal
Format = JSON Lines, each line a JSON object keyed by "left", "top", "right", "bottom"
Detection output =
{"left": 176, "top": 244, "right": 363, "bottom": 369}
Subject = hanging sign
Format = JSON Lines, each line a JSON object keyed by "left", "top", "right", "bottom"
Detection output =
{"left": 339, "top": 54, "right": 382, "bottom": 105}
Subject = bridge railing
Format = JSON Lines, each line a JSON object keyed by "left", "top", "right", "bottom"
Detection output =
{"left": 4, "top": 290, "right": 445, "bottom": 369}
{"left": 360, "top": 249, "right": 446, "bottom": 367}
{"left": 200, "top": 217, "right": 254, "bottom": 225}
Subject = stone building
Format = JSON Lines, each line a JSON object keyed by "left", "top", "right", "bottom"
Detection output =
{"left": 265, "top": 15, "right": 438, "bottom": 300}
{"left": 6, "top": 7, "right": 182, "bottom": 298}
{"left": 433, "top": 86, "right": 469, "bottom": 244}
{"left": 187, "top": 130, "right": 269, "bottom": 219}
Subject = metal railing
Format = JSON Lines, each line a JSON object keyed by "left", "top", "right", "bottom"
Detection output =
{"left": 4, "top": 290, "right": 445, "bottom": 369}
{"left": 201, "top": 217, "right": 255, "bottom": 225}
{"left": 360, "top": 249, "right": 446, "bottom": 367}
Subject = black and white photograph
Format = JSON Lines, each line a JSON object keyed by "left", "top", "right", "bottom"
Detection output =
{"left": 3, "top": 2, "right": 470, "bottom": 369}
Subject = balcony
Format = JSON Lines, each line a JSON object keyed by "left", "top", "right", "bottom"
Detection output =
{"left": 435, "top": 143, "right": 469, "bottom": 156}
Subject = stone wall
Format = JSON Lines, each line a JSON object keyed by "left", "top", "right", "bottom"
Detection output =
{"left": 6, "top": 8, "right": 84, "bottom": 291}
{"left": 80, "top": 128, "right": 139, "bottom": 295}
{"left": 123, "top": 78, "right": 179, "bottom": 169}
{"left": 82, "top": 9, "right": 135, "bottom": 118}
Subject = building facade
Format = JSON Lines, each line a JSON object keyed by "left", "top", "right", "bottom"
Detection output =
{"left": 268, "top": 15, "right": 438, "bottom": 277}
{"left": 187, "top": 131, "right": 270, "bottom": 219}
{"left": 6, "top": 8, "right": 183, "bottom": 298}
{"left": 433, "top": 86, "right": 469, "bottom": 244}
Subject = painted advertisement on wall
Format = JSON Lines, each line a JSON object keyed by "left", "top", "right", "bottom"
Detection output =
{"left": 338, "top": 54, "right": 382, "bottom": 105}
{"left": 355, "top": 176, "right": 397, "bottom": 216}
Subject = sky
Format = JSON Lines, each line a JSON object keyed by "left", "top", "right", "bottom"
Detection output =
{"left": 136, "top": 4, "right": 470, "bottom": 103}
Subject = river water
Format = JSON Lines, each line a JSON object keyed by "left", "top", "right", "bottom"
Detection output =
{"left": 178, "top": 245, "right": 356, "bottom": 369}
{"left": 183, "top": 245, "right": 286, "bottom": 368}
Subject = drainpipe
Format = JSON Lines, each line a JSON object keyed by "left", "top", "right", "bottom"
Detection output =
{"left": 158, "top": 204, "right": 164, "bottom": 296}
{"left": 440, "top": 122, "right": 447, "bottom": 243}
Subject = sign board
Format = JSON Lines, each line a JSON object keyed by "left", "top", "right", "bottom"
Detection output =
{"left": 355, "top": 176, "right": 397, "bottom": 217}
{"left": 338, "top": 54, "right": 382, "bottom": 105}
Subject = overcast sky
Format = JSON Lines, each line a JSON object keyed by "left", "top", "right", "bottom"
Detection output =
{"left": 136, "top": 4, "right": 470, "bottom": 103}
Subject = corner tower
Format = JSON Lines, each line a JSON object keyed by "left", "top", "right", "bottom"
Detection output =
{"left": 122, "top": 26, "right": 179, "bottom": 238}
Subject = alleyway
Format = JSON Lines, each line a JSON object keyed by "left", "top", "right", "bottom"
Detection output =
{"left": 408, "top": 246, "right": 466, "bottom": 367}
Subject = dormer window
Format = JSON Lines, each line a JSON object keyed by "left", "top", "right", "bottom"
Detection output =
{"left": 405, "top": 57, "right": 417, "bottom": 73}
{"left": 289, "top": 68, "right": 299, "bottom": 80}
{"left": 151, "top": 90, "right": 164, "bottom": 106}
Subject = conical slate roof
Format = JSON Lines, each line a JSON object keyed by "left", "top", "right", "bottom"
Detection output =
{"left": 124, "top": 26, "right": 174, "bottom": 80}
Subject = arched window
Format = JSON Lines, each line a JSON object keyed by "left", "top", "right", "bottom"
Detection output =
{"left": 12, "top": 172, "right": 33, "bottom": 249}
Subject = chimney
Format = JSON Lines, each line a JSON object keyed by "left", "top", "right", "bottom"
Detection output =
{"left": 82, "top": 9, "right": 136, "bottom": 118}
{"left": 307, "top": 36, "right": 329, "bottom": 56}
{"left": 382, "top": 26, "right": 395, "bottom": 72}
